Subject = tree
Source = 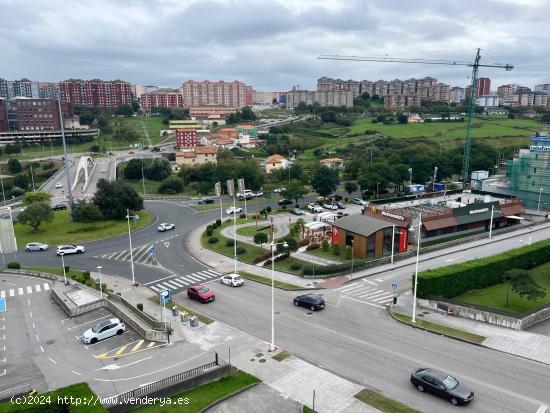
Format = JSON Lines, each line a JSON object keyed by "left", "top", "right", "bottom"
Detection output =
{"left": 22, "top": 192, "right": 52, "bottom": 206}
{"left": 397, "top": 114, "right": 408, "bottom": 124}
{"left": 115, "top": 104, "right": 134, "bottom": 116}
{"left": 144, "top": 158, "right": 171, "bottom": 181}
{"left": 93, "top": 179, "right": 143, "bottom": 219}
{"left": 124, "top": 158, "right": 146, "bottom": 180}
{"left": 75, "top": 203, "right": 103, "bottom": 222}
{"left": 320, "top": 111, "right": 337, "bottom": 123}
{"left": 253, "top": 232, "right": 268, "bottom": 247}
{"left": 226, "top": 113, "right": 238, "bottom": 125}
{"left": 344, "top": 181, "right": 357, "bottom": 195}
{"left": 541, "top": 113, "right": 550, "bottom": 124}
{"left": 158, "top": 176, "right": 184, "bottom": 194}
{"left": 17, "top": 201, "right": 53, "bottom": 231}
{"left": 4, "top": 144, "right": 21, "bottom": 155}
{"left": 503, "top": 269, "right": 546, "bottom": 306}
{"left": 13, "top": 174, "right": 28, "bottom": 190}
{"left": 276, "top": 236, "right": 299, "bottom": 256}
{"left": 240, "top": 106, "right": 257, "bottom": 122}
{"left": 310, "top": 165, "right": 340, "bottom": 197}
{"left": 282, "top": 180, "right": 307, "bottom": 205}
{"left": 7, "top": 158, "right": 21, "bottom": 173}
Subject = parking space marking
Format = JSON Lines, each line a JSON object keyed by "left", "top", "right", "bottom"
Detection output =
{"left": 67, "top": 316, "right": 111, "bottom": 331}
{"left": 536, "top": 404, "right": 547, "bottom": 413}
{"left": 8, "top": 289, "right": 14, "bottom": 297}
{"left": 43, "top": 283, "right": 49, "bottom": 291}
{"left": 17, "top": 288, "right": 23, "bottom": 296}
{"left": 147, "top": 342, "right": 155, "bottom": 348}
{"left": 114, "top": 345, "right": 129, "bottom": 356}
{"left": 0, "top": 291, "right": 4, "bottom": 298}
{"left": 71, "top": 370, "right": 82, "bottom": 376}
{"left": 94, "top": 339, "right": 165, "bottom": 359}
{"left": 26, "top": 286, "right": 32, "bottom": 294}
{"left": 35, "top": 285, "right": 41, "bottom": 292}
{"left": 48, "top": 357, "right": 57, "bottom": 364}
{"left": 131, "top": 340, "right": 144, "bottom": 352}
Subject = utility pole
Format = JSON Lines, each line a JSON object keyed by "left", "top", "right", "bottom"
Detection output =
{"left": 57, "top": 97, "right": 75, "bottom": 214}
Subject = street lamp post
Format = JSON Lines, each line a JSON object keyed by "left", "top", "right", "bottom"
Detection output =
{"left": 390, "top": 225, "right": 402, "bottom": 264}
{"left": 126, "top": 209, "right": 138, "bottom": 286}
{"left": 141, "top": 157, "right": 146, "bottom": 197}
{"left": 97, "top": 266, "right": 103, "bottom": 299}
{"left": 409, "top": 213, "right": 422, "bottom": 324}
{"left": 488, "top": 204, "right": 494, "bottom": 239}
{"left": 537, "top": 188, "right": 543, "bottom": 212}
{"left": 350, "top": 239, "right": 354, "bottom": 278}
{"left": 0, "top": 169, "right": 5, "bottom": 203}
{"left": 60, "top": 252, "right": 67, "bottom": 285}
{"left": 269, "top": 238, "right": 288, "bottom": 352}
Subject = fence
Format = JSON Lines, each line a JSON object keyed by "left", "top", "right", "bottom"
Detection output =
{"left": 105, "top": 356, "right": 229, "bottom": 413}
{"left": 106, "top": 291, "right": 166, "bottom": 330}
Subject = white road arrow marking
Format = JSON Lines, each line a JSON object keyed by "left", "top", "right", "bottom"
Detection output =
{"left": 98, "top": 356, "right": 153, "bottom": 371}
{"left": 163, "top": 242, "right": 170, "bottom": 248}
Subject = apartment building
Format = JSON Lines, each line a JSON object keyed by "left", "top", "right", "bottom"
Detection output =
{"left": 181, "top": 80, "right": 253, "bottom": 108}
{"left": 59, "top": 79, "right": 132, "bottom": 108}
{"left": 141, "top": 88, "right": 183, "bottom": 109}
{"left": 252, "top": 91, "right": 285, "bottom": 105}
{"left": 534, "top": 84, "right": 550, "bottom": 94}
{"left": 449, "top": 87, "right": 465, "bottom": 103}
{"left": 38, "top": 82, "right": 60, "bottom": 100}
{"left": 286, "top": 89, "right": 354, "bottom": 109}
{"left": 428, "top": 83, "right": 450, "bottom": 102}
{"left": 383, "top": 95, "right": 421, "bottom": 109}
{"left": 0, "top": 78, "right": 39, "bottom": 99}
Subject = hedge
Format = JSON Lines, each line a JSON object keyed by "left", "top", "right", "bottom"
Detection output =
{"left": 416, "top": 238, "right": 550, "bottom": 298}
{"left": 302, "top": 260, "right": 370, "bottom": 275}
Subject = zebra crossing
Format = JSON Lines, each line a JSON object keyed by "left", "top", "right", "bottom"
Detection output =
{"left": 144, "top": 269, "right": 223, "bottom": 294}
{"left": 94, "top": 244, "right": 161, "bottom": 267}
{"left": 334, "top": 279, "right": 394, "bottom": 309}
{"left": 1, "top": 283, "right": 50, "bottom": 298}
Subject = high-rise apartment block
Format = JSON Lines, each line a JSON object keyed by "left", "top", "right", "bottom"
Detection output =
{"left": 252, "top": 91, "right": 285, "bottom": 105}
{"left": 477, "top": 77, "right": 491, "bottom": 97}
{"left": 449, "top": 87, "right": 465, "bottom": 103}
{"left": 181, "top": 80, "right": 253, "bottom": 108}
{"left": 534, "top": 84, "right": 550, "bottom": 94}
{"left": 59, "top": 79, "right": 132, "bottom": 108}
{"left": 176, "top": 129, "right": 197, "bottom": 148}
{"left": 141, "top": 88, "right": 183, "bottom": 109}
{"left": 0, "top": 78, "right": 39, "bottom": 99}
{"left": 383, "top": 95, "right": 421, "bottom": 109}
{"left": 38, "top": 82, "right": 60, "bottom": 100}
{"left": 286, "top": 89, "right": 354, "bottom": 109}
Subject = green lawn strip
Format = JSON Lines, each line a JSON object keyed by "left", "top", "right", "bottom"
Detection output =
{"left": 453, "top": 262, "right": 550, "bottom": 314}
{"left": 239, "top": 271, "right": 305, "bottom": 290}
{"left": 305, "top": 247, "right": 350, "bottom": 262}
{"left": 14, "top": 209, "right": 153, "bottom": 246}
{"left": 146, "top": 296, "right": 214, "bottom": 325}
{"left": 235, "top": 223, "right": 272, "bottom": 237}
{"left": 0, "top": 382, "right": 106, "bottom": 412}
{"left": 130, "top": 370, "right": 260, "bottom": 413}
{"left": 354, "top": 388, "right": 421, "bottom": 413}
{"left": 22, "top": 265, "right": 112, "bottom": 293}
{"left": 303, "top": 406, "right": 314, "bottom": 413}
{"left": 272, "top": 350, "right": 291, "bottom": 362}
{"left": 391, "top": 312, "right": 486, "bottom": 345}
{"left": 194, "top": 199, "right": 267, "bottom": 211}
{"left": 119, "top": 176, "right": 162, "bottom": 196}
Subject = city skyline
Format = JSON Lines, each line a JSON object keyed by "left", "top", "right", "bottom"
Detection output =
{"left": 0, "top": 0, "right": 547, "bottom": 90}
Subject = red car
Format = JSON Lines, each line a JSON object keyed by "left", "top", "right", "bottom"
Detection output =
{"left": 187, "top": 285, "right": 215, "bottom": 303}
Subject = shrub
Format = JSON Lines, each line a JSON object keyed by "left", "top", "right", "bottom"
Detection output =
{"left": 226, "top": 239, "right": 235, "bottom": 247}
{"left": 75, "top": 203, "right": 103, "bottom": 223}
{"left": 137, "top": 303, "right": 144, "bottom": 311}
{"left": 208, "top": 237, "right": 218, "bottom": 244}
{"left": 236, "top": 246, "right": 246, "bottom": 255}
{"left": 266, "top": 206, "right": 272, "bottom": 213}
{"left": 211, "top": 222, "right": 218, "bottom": 229}
{"left": 332, "top": 245, "right": 341, "bottom": 256}
{"left": 7, "top": 262, "right": 20, "bottom": 269}
{"left": 64, "top": 266, "right": 70, "bottom": 273}
{"left": 298, "top": 238, "right": 309, "bottom": 247}
{"left": 274, "top": 254, "right": 289, "bottom": 262}
{"left": 345, "top": 246, "right": 352, "bottom": 259}
{"left": 254, "top": 251, "right": 273, "bottom": 263}
{"left": 302, "top": 260, "right": 370, "bottom": 275}
{"left": 216, "top": 219, "right": 222, "bottom": 226}
{"left": 239, "top": 213, "right": 247, "bottom": 219}
{"left": 206, "top": 228, "right": 213, "bottom": 236}
{"left": 290, "top": 262, "right": 302, "bottom": 270}
{"left": 306, "top": 243, "right": 320, "bottom": 251}
{"left": 206, "top": 224, "right": 212, "bottom": 231}
{"left": 82, "top": 271, "right": 91, "bottom": 281}
{"left": 322, "top": 240, "right": 329, "bottom": 251}
{"left": 263, "top": 259, "right": 272, "bottom": 267}
{"left": 158, "top": 176, "right": 185, "bottom": 194}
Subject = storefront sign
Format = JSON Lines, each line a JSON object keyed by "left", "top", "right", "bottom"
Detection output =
{"left": 382, "top": 211, "right": 405, "bottom": 221}
{"left": 529, "top": 145, "right": 550, "bottom": 152}
{"left": 469, "top": 208, "right": 489, "bottom": 215}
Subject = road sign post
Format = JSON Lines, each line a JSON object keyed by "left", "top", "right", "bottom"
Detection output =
{"left": 392, "top": 282, "right": 398, "bottom": 305}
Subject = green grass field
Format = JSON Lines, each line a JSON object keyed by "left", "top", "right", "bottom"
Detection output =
{"left": 15, "top": 209, "right": 154, "bottom": 246}
{"left": 453, "top": 261, "right": 550, "bottom": 314}
{"left": 354, "top": 388, "right": 421, "bottom": 413}
{"left": 120, "top": 116, "right": 165, "bottom": 145}
{"left": 236, "top": 222, "right": 272, "bottom": 237}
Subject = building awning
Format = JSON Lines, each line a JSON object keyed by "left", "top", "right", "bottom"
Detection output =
{"left": 423, "top": 216, "right": 459, "bottom": 231}
{"left": 332, "top": 214, "right": 394, "bottom": 237}
{"left": 506, "top": 215, "right": 525, "bottom": 220}
{"left": 304, "top": 222, "right": 330, "bottom": 231}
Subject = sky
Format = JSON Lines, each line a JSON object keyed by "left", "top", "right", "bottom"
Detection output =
{"left": 0, "top": 0, "right": 548, "bottom": 91}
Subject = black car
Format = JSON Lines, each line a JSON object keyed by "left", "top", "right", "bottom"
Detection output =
{"left": 329, "top": 194, "right": 343, "bottom": 201}
{"left": 198, "top": 198, "right": 215, "bottom": 205}
{"left": 52, "top": 204, "right": 67, "bottom": 211}
{"left": 278, "top": 198, "right": 292, "bottom": 206}
{"left": 293, "top": 294, "right": 325, "bottom": 311}
{"left": 290, "top": 207, "right": 304, "bottom": 215}
{"left": 336, "top": 201, "right": 346, "bottom": 209}
{"left": 410, "top": 368, "right": 474, "bottom": 406}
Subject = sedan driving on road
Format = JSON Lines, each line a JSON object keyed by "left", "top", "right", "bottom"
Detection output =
{"left": 220, "top": 274, "right": 244, "bottom": 287}
{"left": 56, "top": 244, "right": 85, "bottom": 255}
{"left": 293, "top": 294, "right": 325, "bottom": 311}
{"left": 278, "top": 198, "right": 292, "bottom": 206}
{"left": 51, "top": 204, "right": 67, "bottom": 211}
{"left": 226, "top": 206, "right": 243, "bottom": 215}
{"left": 187, "top": 285, "right": 215, "bottom": 303}
{"left": 25, "top": 242, "right": 49, "bottom": 252}
{"left": 352, "top": 198, "right": 369, "bottom": 206}
{"left": 55, "top": 182, "right": 63, "bottom": 188}
{"left": 410, "top": 368, "right": 474, "bottom": 406}
{"left": 158, "top": 223, "right": 175, "bottom": 232}
{"left": 198, "top": 198, "right": 215, "bottom": 205}
{"left": 82, "top": 318, "right": 125, "bottom": 344}
{"left": 323, "top": 203, "right": 338, "bottom": 210}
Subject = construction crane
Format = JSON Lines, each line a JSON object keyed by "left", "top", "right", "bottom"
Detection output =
{"left": 318, "top": 49, "right": 513, "bottom": 183}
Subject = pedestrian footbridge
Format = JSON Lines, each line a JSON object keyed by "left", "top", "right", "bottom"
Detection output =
{"left": 71, "top": 156, "right": 96, "bottom": 192}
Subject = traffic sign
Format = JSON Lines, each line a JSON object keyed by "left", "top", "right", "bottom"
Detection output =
{"left": 95, "top": 278, "right": 100, "bottom": 284}
{"left": 391, "top": 282, "right": 398, "bottom": 290}
{"left": 160, "top": 290, "right": 171, "bottom": 303}
{"left": 149, "top": 245, "right": 156, "bottom": 253}
{"left": 0, "top": 297, "right": 5, "bottom": 312}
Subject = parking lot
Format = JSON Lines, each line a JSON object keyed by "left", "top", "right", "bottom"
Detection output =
{"left": 0, "top": 274, "right": 219, "bottom": 399}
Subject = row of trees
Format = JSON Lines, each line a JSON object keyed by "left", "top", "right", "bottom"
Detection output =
{"left": 226, "top": 107, "right": 257, "bottom": 125}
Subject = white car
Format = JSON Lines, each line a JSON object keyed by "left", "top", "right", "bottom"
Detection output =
{"left": 25, "top": 242, "right": 49, "bottom": 252}
{"left": 226, "top": 206, "right": 243, "bottom": 215}
{"left": 323, "top": 203, "right": 339, "bottom": 210}
{"left": 307, "top": 203, "right": 319, "bottom": 211}
{"left": 255, "top": 191, "right": 264, "bottom": 197}
{"left": 55, "top": 182, "right": 63, "bottom": 188}
{"left": 273, "top": 187, "right": 285, "bottom": 193}
{"left": 220, "top": 273, "right": 244, "bottom": 287}
{"left": 56, "top": 244, "right": 85, "bottom": 255}
{"left": 158, "top": 223, "right": 175, "bottom": 232}
{"left": 82, "top": 318, "right": 125, "bottom": 344}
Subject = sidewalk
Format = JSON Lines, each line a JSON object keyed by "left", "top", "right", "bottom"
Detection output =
{"left": 393, "top": 290, "right": 550, "bottom": 366}
{"left": 100, "top": 273, "right": 379, "bottom": 413}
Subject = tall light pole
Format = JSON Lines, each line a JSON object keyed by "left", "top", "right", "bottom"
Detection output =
{"left": 537, "top": 188, "right": 543, "bottom": 212}
{"left": 488, "top": 204, "right": 494, "bottom": 239}
{"left": 97, "top": 266, "right": 103, "bottom": 299}
{"left": 408, "top": 168, "right": 412, "bottom": 192}
{"left": 57, "top": 97, "right": 75, "bottom": 213}
{"left": 29, "top": 162, "right": 36, "bottom": 192}
{"left": 349, "top": 239, "right": 354, "bottom": 278}
{"left": 60, "top": 252, "right": 67, "bottom": 284}
{"left": 269, "top": 238, "right": 288, "bottom": 352}
{"left": 409, "top": 213, "right": 422, "bottom": 323}
{"left": 126, "top": 209, "right": 138, "bottom": 286}
{"left": 141, "top": 156, "right": 146, "bottom": 197}
{"left": 0, "top": 169, "right": 5, "bottom": 203}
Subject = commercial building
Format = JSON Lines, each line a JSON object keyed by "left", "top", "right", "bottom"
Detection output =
{"left": 286, "top": 89, "right": 354, "bottom": 109}
{"left": 0, "top": 100, "right": 7, "bottom": 132}
{"left": 188, "top": 105, "right": 237, "bottom": 122}
{"left": 181, "top": 80, "right": 253, "bottom": 108}
{"left": 168, "top": 119, "right": 201, "bottom": 130}
{"left": 0, "top": 128, "right": 99, "bottom": 145}
{"left": 0, "top": 97, "right": 74, "bottom": 132}
{"left": 141, "top": 88, "right": 183, "bottom": 109}
{"left": 331, "top": 192, "right": 523, "bottom": 259}
{"left": 174, "top": 146, "right": 218, "bottom": 167}
{"left": 59, "top": 79, "right": 132, "bottom": 108}
{"left": 264, "top": 154, "right": 288, "bottom": 173}
{"left": 477, "top": 95, "right": 500, "bottom": 108}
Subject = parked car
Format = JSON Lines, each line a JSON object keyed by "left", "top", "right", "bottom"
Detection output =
{"left": 273, "top": 187, "right": 285, "bottom": 193}
{"left": 307, "top": 203, "right": 317, "bottom": 210}
{"left": 129, "top": 150, "right": 134, "bottom": 154}
{"left": 410, "top": 368, "right": 474, "bottom": 406}
{"left": 55, "top": 182, "right": 63, "bottom": 189}
{"left": 187, "top": 285, "right": 215, "bottom": 303}
{"left": 25, "top": 242, "right": 49, "bottom": 252}
{"left": 290, "top": 207, "right": 304, "bottom": 216}
{"left": 82, "top": 318, "right": 125, "bottom": 344}
{"left": 220, "top": 273, "right": 244, "bottom": 287}
{"left": 254, "top": 191, "right": 264, "bottom": 197}
{"left": 329, "top": 194, "right": 343, "bottom": 201}
{"left": 236, "top": 190, "right": 253, "bottom": 199}
{"left": 336, "top": 202, "right": 346, "bottom": 209}
{"left": 198, "top": 198, "right": 215, "bottom": 205}
{"left": 293, "top": 294, "right": 325, "bottom": 311}
{"left": 323, "top": 203, "right": 338, "bottom": 210}
{"left": 158, "top": 223, "right": 175, "bottom": 232}
{"left": 312, "top": 205, "right": 323, "bottom": 213}
{"left": 352, "top": 198, "right": 369, "bottom": 206}
{"left": 51, "top": 204, "right": 67, "bottom": 211}
{"left": 278, "top": 198, "right": 292, "bottom": 206}
{"left": 56, "top": 244, "right": 85, "bottom": 255}
{"left": 226, "top": 206, "right": 243, "bottom": 215}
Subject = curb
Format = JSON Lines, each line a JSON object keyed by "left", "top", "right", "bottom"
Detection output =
{"left": 198, "top": 381, "right": 261, "bottom": 413}
{"left": 239, "top": 274, "right": 312, "bottom": 291}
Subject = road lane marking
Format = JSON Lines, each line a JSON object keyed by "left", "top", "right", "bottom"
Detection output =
{"left": 373, "top": 294, "right": 395, "bottom": 302}
{"left": 130, "top": 340, "right": 144, "bottom": 352}
{"left": 149, "top": 286, "right": 160, "bottom": 292}
{"left": 40, "top": 346, "right": 44, "bottom": 353}
{"left": 35, "top": 285, "right": 41, "bottom": 292}
{"left": 144, "top": 274, "right": 179, "bottom": 285}
{"left": 0, "top": 292, "right": 4, "bottom": 298}
{"left": 71, "top": 370, "right": 82, "bottom": 376}
{"left": 341, "top": 296, "right": 385, "bottom": 309}
{"left": 147, "top": 342, "right": 155, "bottom": 348}
{"left": 185, "top": 275, "right": 203, "bottom": 283}
{"left": 48, "top": 357, "right": 57, "bottom": 364}
{"left": 334, "top": 284, "right": 357, "bottom": 292}
{"left": 536, "top": 404, "right": 548, "bottom": 413}
{"left": 362, "top": 279, "right": 378, "bottom": 286}
{"left": 168, "top": 279, "right": 184, "bottom": 287}
{"left": 162, "top": 281, "right": 179, "bottom": 289}
{"left": 43, "top": 283, "right": 49, "bottom": 291}
{"left": 8, "top": 290, "right": 14, "bottom": 297}
{"left": 98, "top": 356, "right": 152, "bottom": 371}
{"left": 26, "top": 286, "right": 32, "bottom": 294}
{"left": 114, "top": 345, "right": 128, "bottom": 356}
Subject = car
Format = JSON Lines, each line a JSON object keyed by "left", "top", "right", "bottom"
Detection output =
{"left": 158, "top": 223, "right": 175, "bottom": 232}
{"left": 293, "top": 294, "right": 325, "bottom": 311}
{"left": 82, "top": 318, "right": 125, "bottom": 344}
{"left": 312, "top": 205, "right": 323, "bottom": 213}
{"left": 410, "top": 368, "right": 474, "bottom": 406}
{"left": 336, "top": 201, "right": 346, "bottom": 209}
{"left": 56, "top": 244, "right": 85, "bottom": 255}
{"left": 101, "top": 169, "right": 107, "bottom": 173}
{"left": 273, "top": 187, "right": 285, "bottom": 193}
{"left": 52, "top": 204, "right": 67, "bottom": 211}
{"left": 238, "top": 193, "right": 253, "bottom": 201}
{"left": 220, "top": 273, "right": 244, "bottom": 287}
{"left": 323, "top": 203, "right": 338, "bottom": 210}
{"left": 352, "top": 198, "right": 369, "bottom": 206}
{"left": 187, "top": 285, "right": 215, "bottom": 303}
{"left": 278, "top": 198, "right": 292, "bottom": 206}
{"left": 254, "top": 191, "right": 264, "bottom": 198}
{"left": 55, "top": 182, "right": 63, "bottom": 188}
{"left": 226, "top": 206, "right": 243, "bottom": 215}
{"left": 236, "top": 190, "right": 253, "bottom": 199}
{"left": 25, "top": 242, "right": 49, "bottom": 252}
{"left": 329, "top": 194, "right": 343, "bottom": 201}
{"left": 129, "top": 150, "right": 134, "bottom": 154}
{"left": 290, "top": 207, "right": 304, "bottom": 215}
{"left": 198, "top": 198, "right": 215, "bottom": 205}
{"left": 160, "top": 148, "right": 166, "bottom": 152}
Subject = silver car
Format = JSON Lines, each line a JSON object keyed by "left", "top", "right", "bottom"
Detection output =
{"left": 25, "top": 242, "right": 49, "bottom": 252}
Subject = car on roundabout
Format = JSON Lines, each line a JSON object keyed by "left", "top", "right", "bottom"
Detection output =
{"left": 220, "top": 273, "right": 244, "bottom": 287}
{"left": 25, "top": 242, "right": 49, "bottom": 252}
{"left": 158, "top": 223, "right": 175, "bottom": 232}
{"left": 410, "top": 368, "right": 474, "bottom": 406}
{"left": 82, "top": 318, "right": 125, "bottom": 344}
{"left": 293, "top": 294, "right": 325, "bottom": 311}
{"left": 56, "top": 244, "right": 85, "bottom": 255}
{"left": 198, "top": 198, "right": 215, "bottom": 205}
{"left": 226, "top": 206, "right": 243, "bottom": 215}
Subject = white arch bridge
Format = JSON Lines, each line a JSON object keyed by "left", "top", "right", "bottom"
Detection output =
{"left": 71, "top": 156, "right": 96, "bottom": 192}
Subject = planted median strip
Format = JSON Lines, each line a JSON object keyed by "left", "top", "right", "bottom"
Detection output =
{"left": 146, "top": 296, "right": 214, "bottom": 325}
{"left": 239, "top": 271, "right": 305, "bottom": 290}
{"left": 354, "top": 389, "right": 421, "bottom": 413}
